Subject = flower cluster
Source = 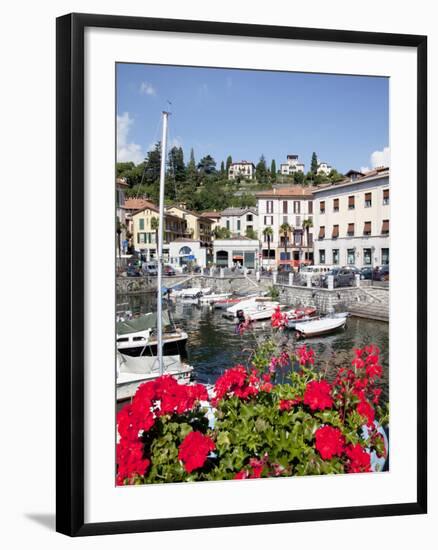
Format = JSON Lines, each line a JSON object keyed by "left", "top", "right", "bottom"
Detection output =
{"left": 116, "top": 342, "right": 387, "bottom": 485}
{"left": 178, "top": 431, "right": 216, "bottom": 473}
{"left": 213, "top": 365, "right": 260, "bottom": 404}
{"left": 315, "top": 425, "right": 345, "bottom": 460}
{"left": 296, "top": 344, "right": 315, "bottom": 366}
{"left": 271, "top": 306, "right": 288, "bottom": 329}
{"left": 116, "top": 376, "right": 208, "bottom": 485}
{"left": 333, "top": 345, "right": 384, "bottom": 428}
{"left": 303, "top": 380, "right": 334, "bottom": 411}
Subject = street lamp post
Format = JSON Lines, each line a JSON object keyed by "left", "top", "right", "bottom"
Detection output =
{"left": 371, "top": 245, "right": 375, "bottom": 286}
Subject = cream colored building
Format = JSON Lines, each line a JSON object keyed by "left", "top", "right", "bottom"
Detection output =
{"left": 317, "top": 161, "right": 332, "bottom": 176}
{"left": 312, "top": 168, "right": 390, "bottom": 268}
{"left": 256, "top": 186, "right": 316, "bottom": 266}
{"left": 228, "top": 161, "right": 255, "bottom": 181}
{"left": 166, "top": 205, "right": 213, "bottom": 247}
{"left": 218, "top": 207, "right": 259, "bottom": 238}
{"left": 213, "top": 237, "right": 260, "bottom": 269}
{"left": 132, "top": 203, "right": 187, "bottom": 261}
{"left": 280, "top": 154, "right": 305, "bottom": 175}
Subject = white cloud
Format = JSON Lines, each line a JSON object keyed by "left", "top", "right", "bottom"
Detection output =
{"left": 370, "top": 146, "right": 390, "bottom": 168}
{"left": 139, "top": 81, "right": 156, "bottom": 96}
{"left": 117, "top": 112, "right": 144, "bottom": 164}
{"left": 360, "top": 146, "right": 390, "bottom": 173}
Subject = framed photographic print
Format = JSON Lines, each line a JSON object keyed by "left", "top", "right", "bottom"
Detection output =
{"left": 56, "top": 13, "right": 427, "bottom": 536}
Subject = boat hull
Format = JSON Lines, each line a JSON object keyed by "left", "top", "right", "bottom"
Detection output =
{"left": 118, "top": 334, "right": 188, "bottom": 358}
{"left": 295, "top": 318, "right": 347, "bottom": 337}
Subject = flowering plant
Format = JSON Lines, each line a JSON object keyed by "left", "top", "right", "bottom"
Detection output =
{"left": 116, "top": 319, "right": 388, "bottom": 485}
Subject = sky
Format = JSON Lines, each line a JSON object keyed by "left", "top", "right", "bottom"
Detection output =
{"left": 116, "top": 63, "right": 389, "bottom": 174}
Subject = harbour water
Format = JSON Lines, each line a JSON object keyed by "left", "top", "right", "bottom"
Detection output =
{"left": 118, "top": 293, "right": 389, "bottom": 401}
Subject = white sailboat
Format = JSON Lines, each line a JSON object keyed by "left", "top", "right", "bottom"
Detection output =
{"left": 116, "top": 110, "right": 193, "bottom": 394}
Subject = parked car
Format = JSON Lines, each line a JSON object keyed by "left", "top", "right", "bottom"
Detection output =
{"left": 373, "top": 265, "right": 389, "bottom": 281}
{"left": 126, "top": 264, "right": 141, "bottom": 277}
{"left": 142, "top": 262, "right": 158, "bottom": 276}
{"left": 163, "top": 265, "right": 176, "bottom": 276}
{"left": 321, "top": 267, "right": 355, "bottom": 288}
{"left": 360, "top": 266, "right": 373, "bottom": 280}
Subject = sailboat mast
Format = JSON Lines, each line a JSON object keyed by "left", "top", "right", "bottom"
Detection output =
{"left": 157, "top": 110, "right": 169, "bottom": 375}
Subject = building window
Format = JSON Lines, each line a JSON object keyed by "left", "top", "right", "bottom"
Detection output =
{"left": 318, "top": 226, "right": 325, "bottom": 239}
{"left": 262, "top": 249, "right": 276, "bottom": 259}
{"left": 319, "top": 249, "right": 326, "bottom": 264}
{"left": 365, "top": 192, "right": 372, "bottom": 208}
{"left": 137, "top": 232, "right": 146, "bottom": 244}
{"left": 308, "top": 200, "right": 313, "bottom": 214}
{"left": 363, "top": 248, "right": 372, "bottom": 265}
{"left": 332, "top": 225, "right": 339, "bottom": 239}
{"left": 347, "top": 249, "right": 355, "bottom": 265}
{"left": 383, "top": 189, "right": 390, "bottom": 205}
{"left": 296, "top": 216, "right": 301, "bottom": 227}
{"left": 333, "top": 249, "right": 339, "bottom": 265}
{"left": 283, "top": 201, "right": 288, "bottom": 214}
{"left": 267, "top": 200, "right": 273, "bottom": 213}
{"left": 139, "top": 218, "right": 145, "bottom": 230}
{"left": 237, "top": 220, "right": 241, "bottom": 232}
{"left": 226, "top": 220, "right": 230, "bottom": 230}
{"left": 347, "top": 223, "right": 355, "bottom": 236}
{"left": 382, "top": 248, "right": 389, "bottom": 265}
{"left": 381, "top": 219, "right": 389, "bottom": 234}
{"left": 293, "top": 201, "right": 300, "bottom": 214}
{"left": 264, "top": 216, "right": 273, "bottom": 225}
{"left": 333, "top": 198, "right": 339, "bottom": 212}
{"left": 246, "top": 214, "right": 253, "bottom": 222}
{"left": 363, "top": 221, "right": 372, "bottom": 236}
{"left": 320, "top": 201, "right": 325, "bottom": 214}
{"left": 348, "top": 195, "right": 355, "bottom": 209}
{"left": 283, "top": 216, "right": 288, "bottom": 225}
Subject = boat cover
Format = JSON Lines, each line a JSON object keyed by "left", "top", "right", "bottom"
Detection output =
{"left": 117, "top": 311, "right": 171, "bottom": 335}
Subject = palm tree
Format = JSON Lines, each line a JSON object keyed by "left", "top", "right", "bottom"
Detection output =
{"left": 280, "top": 222, "right": 292, "bottom": 263}
{"left": 302, "top": 218, "right": 314, "bottom": 263}
{"left": 262, "top": 226, "right": 273, "bottom": 266}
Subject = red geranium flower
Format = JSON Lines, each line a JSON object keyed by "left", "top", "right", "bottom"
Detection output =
{"left": 296, "top": 344, "right": 315, "bottom": 366}
{"left": 345, "top": 443, "right": 371, "bottom": 473}
{"left": 315, "top": 425, "right": 345, "bottom": 460}
{"left": 116, "top": 439, "right": 150, "bottom": 485}
{"left": 279, "top": 397, "right": 302, "bottom": 411}
{"left": 303, "top": 380, "right": 333, "bottom": 411}
{"left": 357, "top": 399, "right": 375, "bottom": 427}
{"left": 178, "top": 431, "right": 215, "bottom": 473}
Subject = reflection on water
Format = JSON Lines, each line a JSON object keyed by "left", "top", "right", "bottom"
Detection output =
{"left": 118, "top": 294, "right": 389, "bottom": 401}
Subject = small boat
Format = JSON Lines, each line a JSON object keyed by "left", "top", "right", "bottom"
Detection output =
{"left": 117, "top": 353, "right": 193, "bottom": 401}
{"left": 198, "top": 292, "right": 232, "bottom": 305}
{"left": 170, "top": 287, "right": 211, "bottom": 299}
{"left": 285, "top": 307, "right": 318, "bottom": 329}
{"left": 224, "top": 297, "right": 278, "bottom": 319}
{"left": 214, "top": 293, "right": 259, "bottom": 310}
{"left": 117, "top": 312, "right": 188, "bottom": 357}
{"left": 245, "top": 303, "right": 282, "bottom": 322}
{"left": 295, "top": 316, "right": 347, "bottom": 338}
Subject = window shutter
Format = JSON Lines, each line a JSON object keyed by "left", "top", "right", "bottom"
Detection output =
{"left": 332, "top": 225, "right": 339, "bottom": 238}
{"left": 318, "top": 226, "right": 325, "bottom": 238}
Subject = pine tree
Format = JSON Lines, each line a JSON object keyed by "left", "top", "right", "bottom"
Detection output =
{"left": 144, "top": 142, "right": 162, "bottom": 184}
{"left": 270, "top": 159, "right": 277, "bottom": 182}
{"left": 311, "top": 152, "right": 318, "bottom": 174}
{"left": 226, "top": 155, "right": 233, "bottom": 174}
{"left": 220, "top": 160, "right": 225, "bottom": 176}
{"left": 256, "top": 155, "right": 268, "bottom": 184}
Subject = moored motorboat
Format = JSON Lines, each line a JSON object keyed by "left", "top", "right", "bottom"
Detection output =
{"left": 199, "top": 292, "right": 232, "bottom": 305}
{"left": 224, "top": 297, "right": 278, "bottom": 319}
{"left": 116, "top": 312, "right": 188, "bottom": 357}
{"left": 295, "top": 316, "right": 347, "bottom": 338}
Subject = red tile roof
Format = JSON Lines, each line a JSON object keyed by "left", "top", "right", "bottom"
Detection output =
{"left": 124, "top": 198, "right": 158, "bottom": 212}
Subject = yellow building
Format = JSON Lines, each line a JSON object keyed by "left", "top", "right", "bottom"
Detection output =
{"left": 132, "top": 201, "right": 187, "bottom": 260}
{"left": 166, "top": 205, "right": 214, "bottom": 247}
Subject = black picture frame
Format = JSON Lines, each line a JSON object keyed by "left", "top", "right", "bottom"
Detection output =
{"left": 56, "top": 12, "right": 427, "bottom": 537}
